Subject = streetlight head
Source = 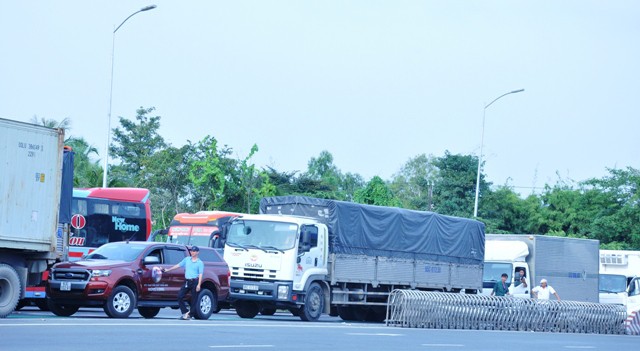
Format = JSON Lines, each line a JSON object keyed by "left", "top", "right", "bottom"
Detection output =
{"left": 141, "top": 5, "right": 157, "bottom": 11}
{"left": 511, "top": 89, "right": 525, "bottom": 94}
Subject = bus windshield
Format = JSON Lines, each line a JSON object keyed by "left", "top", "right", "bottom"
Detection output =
{"left": 168, "top": 226, "right": 218, "bottom": 246}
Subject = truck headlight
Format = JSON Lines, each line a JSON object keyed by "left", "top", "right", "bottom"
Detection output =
{"left": 91, "top": 270, "right": 112, "bottom": 277}
{"left": 277, "top": 285, "right": 289, "bottom": 300}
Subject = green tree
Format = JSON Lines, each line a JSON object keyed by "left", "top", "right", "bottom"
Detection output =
{"left": 354, "top": 176, "right": 399, "bottom": 206}
{"left": 187, "top": 135, "right": 229, "bottom": 211}
{"left": 65, "top": 137, "right": 103, "bottom": 187}
{"left": 432, "top": 151, "right": 488, "bottom": 217}
{"left": 390, "top": 154, "right": 438, "bottom": 210}
{"left": 110, "top": 107, "right": 167, "bottom": 185}
{"left": 30, "top": 116, "right": 71, "bottom": 130}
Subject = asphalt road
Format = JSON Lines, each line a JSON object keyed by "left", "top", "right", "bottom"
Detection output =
{"left": 2, "top": 307, "right": 637, "bottom": 351}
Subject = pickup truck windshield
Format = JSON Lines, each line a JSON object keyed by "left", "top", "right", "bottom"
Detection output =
{"left": 227, "top": 220, "right": 298, "bottom": 251}
{"left": 85, "top": 242, "right": 146, "bottom": 262}
{"left": 599, "top": 274, "right": 627, "bottom": 293}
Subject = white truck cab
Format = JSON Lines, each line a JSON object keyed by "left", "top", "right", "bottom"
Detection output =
{"left": 482, "top": 240, "right": 531, "bottom": 298}
{"left": 599, "top": 250, "right": 640, "bottom": 314}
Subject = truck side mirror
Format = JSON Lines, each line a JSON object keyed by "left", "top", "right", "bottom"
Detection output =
{"left": 209, "top": 230, "right": 221, "bottom": 248}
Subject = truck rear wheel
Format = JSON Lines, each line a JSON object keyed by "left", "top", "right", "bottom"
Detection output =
{"left": 337, "top": 306, "right": 355, "bottom": 321}
{"left": 47, "top": 298, "right": 80, "bottom": 317}
{"left": 193, "top": 289, "right": 216, "bottom": 320}
{"left": 235, "top": 301, "right": 259, "bottom": 319}
{"left": 104, "top": 285, "right": 136, "bottom": 318}
{"left": 138, "top": 307, "right": 160, "bottom": 319}
{"left": 0, "top": 264, "right": 21, "bottom": 318}
{"left": 260, "top": 308, "right": 277, "bottom": 316}
{"left": 299, "top": 282, "right": 324, "bottom": 322}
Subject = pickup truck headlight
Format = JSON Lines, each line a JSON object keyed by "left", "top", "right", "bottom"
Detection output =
{"left": 277, "top": 285, "right": 289, "bottom": 300}
{"left": 91, "top": 270, "right": 112, "bottom": 277}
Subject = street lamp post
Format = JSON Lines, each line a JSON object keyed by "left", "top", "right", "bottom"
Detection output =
{"left": 102, "top": 5, "right": 157, "bottom": 188}
{"left": 473, "top": 88, "right": 524, "bottom": 217}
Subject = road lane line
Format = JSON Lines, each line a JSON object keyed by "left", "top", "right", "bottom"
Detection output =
{"left": 421, "top": 344, "right": 464, "bottom": 347}
{"left": 346, "top": 332, "right": 402, "bottom": 336}
{"left": 209, "top": 345, "right": 273, "bottom": 348}
{"left": 564, "top": 347, "right": 595, "bottom": 349}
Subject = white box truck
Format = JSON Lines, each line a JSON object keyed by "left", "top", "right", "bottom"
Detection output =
{"left": 483, "top": 234, "right": 600, "bottom": 302}
{"left": 599, "top": 250, "right": 640, "bottom": 314}
{"left": 0, "top": 118, "right": 73, "bottom": 317}
{"left": 223, "top": 196, "right": 485, "bottom": 322}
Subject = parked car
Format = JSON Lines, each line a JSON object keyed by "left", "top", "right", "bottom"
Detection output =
{"left": 46, "top": 241, "right": 229, "bottom": 319}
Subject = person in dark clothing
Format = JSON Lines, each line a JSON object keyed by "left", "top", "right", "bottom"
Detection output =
{"left": 491, "top": 273, "right": 510, "bottom": 297}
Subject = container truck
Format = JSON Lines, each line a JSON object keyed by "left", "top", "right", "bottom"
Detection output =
{"left": 0, "top": 118, "right": 73, "bottom": 317}
{"left": 482, "top": 234, "right": 599, "bottom": 302}
{"left": 223, "top": 196, "right": 485, "bottom": 322}
{"left": 599, "top": 250, "right": 640, "bottom": 314}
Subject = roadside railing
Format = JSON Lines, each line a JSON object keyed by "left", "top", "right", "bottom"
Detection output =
{"left": 386, "top": 290, "right": 627, "bottom": 334}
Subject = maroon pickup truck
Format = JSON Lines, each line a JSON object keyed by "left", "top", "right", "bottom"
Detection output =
{"left": 46, "top": 241, "right": 229, "bottom": 319}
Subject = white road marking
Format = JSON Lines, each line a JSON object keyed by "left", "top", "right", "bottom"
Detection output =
{"left": 346, "top": 332, "right": 402, "bottom": 336}
{"left": 209, "top": 345, "right": 273, "bottom": 349}
{"left": 421, "top": 344, "right": 464, "bottom": 347}
{"left": 564, "top": 347, "right": 595, "bottom": 349}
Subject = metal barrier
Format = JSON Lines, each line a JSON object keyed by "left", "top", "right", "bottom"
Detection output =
{"left": 386, "top": 290, "right": 627, "bottom": 334}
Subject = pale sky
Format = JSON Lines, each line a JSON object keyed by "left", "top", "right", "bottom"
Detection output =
{"left": 1, "top": 1, "right": 638, "bottom": 194}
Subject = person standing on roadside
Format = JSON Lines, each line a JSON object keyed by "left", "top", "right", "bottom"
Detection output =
{"left": 532, "top": 279, "right": 560, "bottom": 301}
{"left": 162, "top": 246, "right": 204, "bottom": 319}
{"left": 491, "top": 273, "right": 510, "bottom": 297}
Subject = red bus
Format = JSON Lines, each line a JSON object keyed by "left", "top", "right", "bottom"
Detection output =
{"left": 68, "top": 188, "right": 152, "bottom": 260}
{"left": 164, "top": 211, "right": 243, "bottom": 248}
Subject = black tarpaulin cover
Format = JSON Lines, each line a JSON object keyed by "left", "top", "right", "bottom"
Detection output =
{"left": 259, "top": 196, "right": 485, "bottom": 265}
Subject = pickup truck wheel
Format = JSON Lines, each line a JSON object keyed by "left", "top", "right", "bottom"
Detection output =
{"left": 138, "top": 307, "right": 160, "bottom": 319}
{"left": 299, "top": 282, "right": 324, "bottom": 322}
{"left": 104, "top": 286, "right": 136, "bottom": 318}
{"left": 0, "top": 264, "right": 21, "bottom": 318}
{"left": 47, "top": 298, "right": 79, "bottom": 317}
{"left": 235, "top": 301, "right": 259, "bottom": 319}
{"left": 194, "top": 289, "right": 216, "bottom": 320}
{"left": 260, "top": 308, "right": 277, "bottom": 316}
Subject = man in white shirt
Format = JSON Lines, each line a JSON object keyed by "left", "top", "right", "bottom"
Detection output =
{"left": 531, "top": 279, "right": 560, "bottom": 301}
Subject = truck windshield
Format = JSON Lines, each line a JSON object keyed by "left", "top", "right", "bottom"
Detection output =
{"left": 483, "top": 262, "right": 512, "bottom": 284}
{"left": 226, "top": 220, "right": 298, "bottom": 251}
{"left": 599, "top": 274, "right": 627, "bottom": 293}
{"left": 85, "top": 242, "right": 146, "bottom": 262}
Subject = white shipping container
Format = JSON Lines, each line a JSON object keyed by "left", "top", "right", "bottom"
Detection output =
{"left": 0, "top": 118, "right": 64, "bottom": 252}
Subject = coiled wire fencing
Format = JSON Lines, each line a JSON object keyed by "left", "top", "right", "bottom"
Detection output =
{"left": 386, "top": 290, "right": 627, "bottom": 334}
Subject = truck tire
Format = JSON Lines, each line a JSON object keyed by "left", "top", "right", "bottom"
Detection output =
{"left": 260, "top": 308, "right": 277, "bottom": 316}
{"left": 235, "top": 301, "right": 259, "bottom": 319}
{"left": 47, "top": 298, "right": 80, "bottom": 317}
{"left": 0, "top": 264, "right": 21, "bottom": 318}
{"left": 104, "top": 285, "right": 136, "bottom": 318}
{"left": 35, "top": 299, "right": 50, "bottom": 311}
{"left": 193, "top": 289, "right": 216, "bottom": 320}
{"left": 299, "top": 282, "right": 324, "bottom": 322}
{"left": 138, "top": 307, "right": 160, "bottom": 319}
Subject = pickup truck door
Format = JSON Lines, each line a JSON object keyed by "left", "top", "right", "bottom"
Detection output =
{"left": 164, "top": 247, "right": 189, "bottom": 297}
{"left": 139, "top": 247, "right": 172, "bottom": 299}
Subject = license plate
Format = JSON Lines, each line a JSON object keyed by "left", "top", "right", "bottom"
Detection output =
{"left": 60, "top": 281, "right": 71, "bottom": 291}
{"left": 243, "top": 284, "right": 259, "bottom": 291}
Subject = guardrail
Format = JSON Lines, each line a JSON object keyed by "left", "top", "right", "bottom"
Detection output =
{"left": 386, "top": 290, "right": 627, "bottom": 334}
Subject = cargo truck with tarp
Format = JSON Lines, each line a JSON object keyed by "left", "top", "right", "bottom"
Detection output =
{"left": 223, "top": 195, "right": 485, "bottom": 322}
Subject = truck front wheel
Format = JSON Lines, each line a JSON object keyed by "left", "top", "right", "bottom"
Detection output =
{"left": 193, "top": 289, "right": 216, "bottom": 320}
{"left": 299, "top": 282, "right": 324, "bottom": 322}
{"left": 0, "top": 264, "right": 21, "bottom": 318}
{"left": 104, "top": 286, "right": 136, "bottom": 318}
{"left": 235, "top": 301, "right": 259, "bottom": 319}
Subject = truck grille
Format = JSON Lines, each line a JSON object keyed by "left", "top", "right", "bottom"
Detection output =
{"left": 52, "top": 269, "right": 91, "bottom": 281}
{"left": 231, "top": 267, "right": 277, "bottom": 279}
